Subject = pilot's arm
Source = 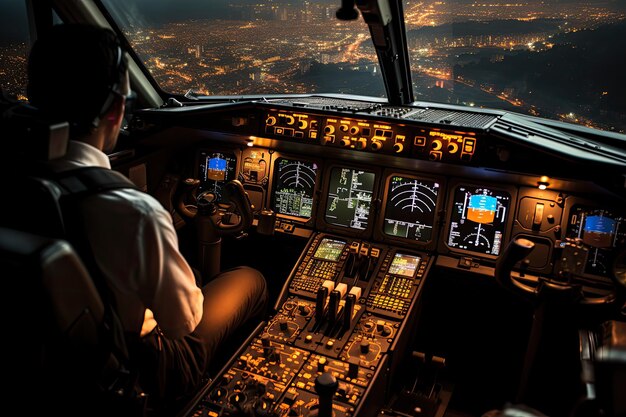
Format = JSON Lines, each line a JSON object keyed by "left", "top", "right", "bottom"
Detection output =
{"left": 136, "top": 198, "right": 204, "bottom": 340}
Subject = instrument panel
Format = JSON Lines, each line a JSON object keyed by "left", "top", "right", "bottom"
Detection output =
{"left": 262, "top": 109, "right": 478, "bottom": 163}
{"left": 193, "top": 144, "right": 625, "bottom": 283}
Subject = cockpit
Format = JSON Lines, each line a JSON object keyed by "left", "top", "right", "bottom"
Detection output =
{"left": 0, "top": 1, "right": 625, "bottom": 417}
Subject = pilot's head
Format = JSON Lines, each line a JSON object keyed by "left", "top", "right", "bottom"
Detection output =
{"left": 27, "top": 24, "right": 130, "bottom": 153}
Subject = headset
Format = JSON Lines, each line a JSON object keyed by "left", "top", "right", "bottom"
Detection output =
{"left": 93, "top": 45, "right": 135, "bottom": 128}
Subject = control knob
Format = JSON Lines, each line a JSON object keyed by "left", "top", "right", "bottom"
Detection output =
{"left": 266, "top": 116, "right": 277, "bottom": 126}
{"left": 370, "top": 141, "right": 383, "bottom": 151}
{"left": 392, "top": 142, "right": 404, "bottom": 153}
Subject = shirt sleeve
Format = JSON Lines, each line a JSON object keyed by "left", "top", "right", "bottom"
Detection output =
{"left": 136, "top": 202, "right": 204, "bottom": 339}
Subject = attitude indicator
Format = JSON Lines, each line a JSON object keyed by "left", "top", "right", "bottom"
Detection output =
{"left": 447, "top": 185, "right": 511, "bottom": 256}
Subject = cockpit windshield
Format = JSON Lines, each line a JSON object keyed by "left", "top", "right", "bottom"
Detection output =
{"left": 1, "top": 0, "right": 624, "bottom": 133}
{"left": 102, "top": 0, "right": 386, "bottom": 97}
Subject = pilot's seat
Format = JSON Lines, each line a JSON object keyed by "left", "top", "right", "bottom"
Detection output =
{"left": 0, "top": 103, "right": 146, "bottom": 416}
{"left": 0, "top": 226, "right": 145, "bottom": 416}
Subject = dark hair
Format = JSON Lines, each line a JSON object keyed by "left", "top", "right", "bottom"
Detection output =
{"left": 27, "top": 24, "right": 124, "bottom": 136}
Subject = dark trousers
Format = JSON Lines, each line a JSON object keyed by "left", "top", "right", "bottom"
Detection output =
{"left": 133, "top": 266, "right": 268, "bottom": 411}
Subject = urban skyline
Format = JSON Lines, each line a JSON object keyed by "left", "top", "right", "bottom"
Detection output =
{"left": 0, "top": 0, "right": 625, "bottom": 132}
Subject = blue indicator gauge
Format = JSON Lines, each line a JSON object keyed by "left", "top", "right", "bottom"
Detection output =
{"left": 447, "top": 186, "right": 511, "bottom": 256}
{"left": 567, "top": 207, "right": 626, "bottom": 277}
{"left": 198, "top": 151, "right": 237, "bottom": 203}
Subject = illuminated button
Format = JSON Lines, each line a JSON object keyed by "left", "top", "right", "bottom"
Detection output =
{"left": 298, "top": 119, "right": 308, "bottom": 129}
{"left": 392, "top": 143, "right": 404, "bottom": 153}
{"left": 309, "top": 131, "right": 318, "bottom": 139}
{"left": 340, "top": 138, "right": 351, "bottom": 147}
{"left": 318, "top": 356, "right": 327, "bottom": 372}
{"left": 305, "top": 335, "right": 313, "bottom": 344}
{"left": 414, "top": 136, "right": 426, "bottom": 146}
{"left": 321, "top": 135, "right": 334, "bottom": 145}
{"left": 285, "top": 115, "right": 295, "bottom": 125}
{"left": 324, "top": 125, "right": 335, "bottom": 134}
{"left": 429, "top": 151, "right": 441, "bottom": 161}
{"left": 275, "top": 127, "right": 284, "bottom": 135}
{"left": 266, "top": 116, "right": 277, "bottom": 126}
{"left": 356, "top": 138, "right": 367, "bottom": 150}
{"left": 463, "top": 138, "right": 475, "bottom": 152}
{"left": 370, "top": 141, "right": 383, "bottom": 151}
{"left": 448, "top": 142, "right": 459, "bottom": 154}
{"left": 325, "top": 340, "right": 334, "bottom": 350}
{"left": 431, "top": 140, "right": 442, "bottom": 151}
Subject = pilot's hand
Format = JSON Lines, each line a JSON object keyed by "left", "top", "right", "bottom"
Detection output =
{"left": 140, "top": 308, "right": 158, "bottom": 337}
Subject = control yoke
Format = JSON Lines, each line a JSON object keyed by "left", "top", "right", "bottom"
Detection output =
{"left": 195, "top": 180, "right": 253, "bottom": 281}
{"left": 495, "top": 237, "right": 620, "bottom": 306}
{"left": 199, "top": 179, "right": 253, "bottom": 235}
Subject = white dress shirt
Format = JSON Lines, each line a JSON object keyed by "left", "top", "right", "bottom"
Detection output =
{"left": 48, "top": 140, "right": 204, "bottom": 339}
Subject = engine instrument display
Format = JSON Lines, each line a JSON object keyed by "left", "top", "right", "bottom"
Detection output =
{"left": 198, "top": 151, "right": 237, "bottom": 202}
{"left": 388, "top": 253, "right": 421, "bottom": 277}
{"left": 447, "top": 185, "right": 511, "bottom": 256}
{"left": 325, "top": 167, "right": 375, "bottom": 230}
{"left": 313, "top": 238, "right": 347, "bottom": 261}
{"left": 272, "top": 158, "right": 318, "bottom": 219}
{"left": 566, "top": 206, "right": 626, "bottom": 276}
{"left": 383, "top": 175, "right": 440, "bottom": 242}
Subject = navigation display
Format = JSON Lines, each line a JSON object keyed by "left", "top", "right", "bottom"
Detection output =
{"left": 384, "top": 175, "right": 440, "bottom": 242}
{"left": 272, "top": 158, "right": 318, "bottom": 219}
{"left": 388, "top": 253, "right": 421, "bottom": 277}
{"left": 313, "top": 238, "right": 346, "bottom": 261}
{"left": 325, "top": 167, "right": 375, "bottom": 230}
{"left": 198, "top": 151, "right": 237, "bottom": 202}
{"left": 447, "top": 185, "right": 511, "bottom": 256}
{"left": 566, "top": 206, "right": 626, "bottom": 276}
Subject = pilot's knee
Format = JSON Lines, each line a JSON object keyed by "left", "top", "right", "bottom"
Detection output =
{"left": 224, "top": 266, "right": 268, "bottom": 303}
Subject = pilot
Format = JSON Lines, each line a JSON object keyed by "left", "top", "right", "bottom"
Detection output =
{"left": 27, "top": 24, "right": 268, "bottom": 410}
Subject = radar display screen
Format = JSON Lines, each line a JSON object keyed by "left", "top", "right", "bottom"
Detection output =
{"left": 313, "top": 238, "right": 346, "bottom": 261}
{"left": 388, "top": 253, "right": 421, "bottom": 277}
{"left": 447, "top": 185, "right": 511, "bottom": 256}
{"left": 198, "top": 152, "right": 237, "bottom": 202}
{"left": 325, "top": 167, "right": 375, "bottom": 230}
{"left": 272, "top": 158, "right": 318, "bottom": 219}
{"left": 384, "top": 175, "right": 440, "bottom": 242}
{"left": 566, "top": 207, "right": 626, "bottom": 276}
